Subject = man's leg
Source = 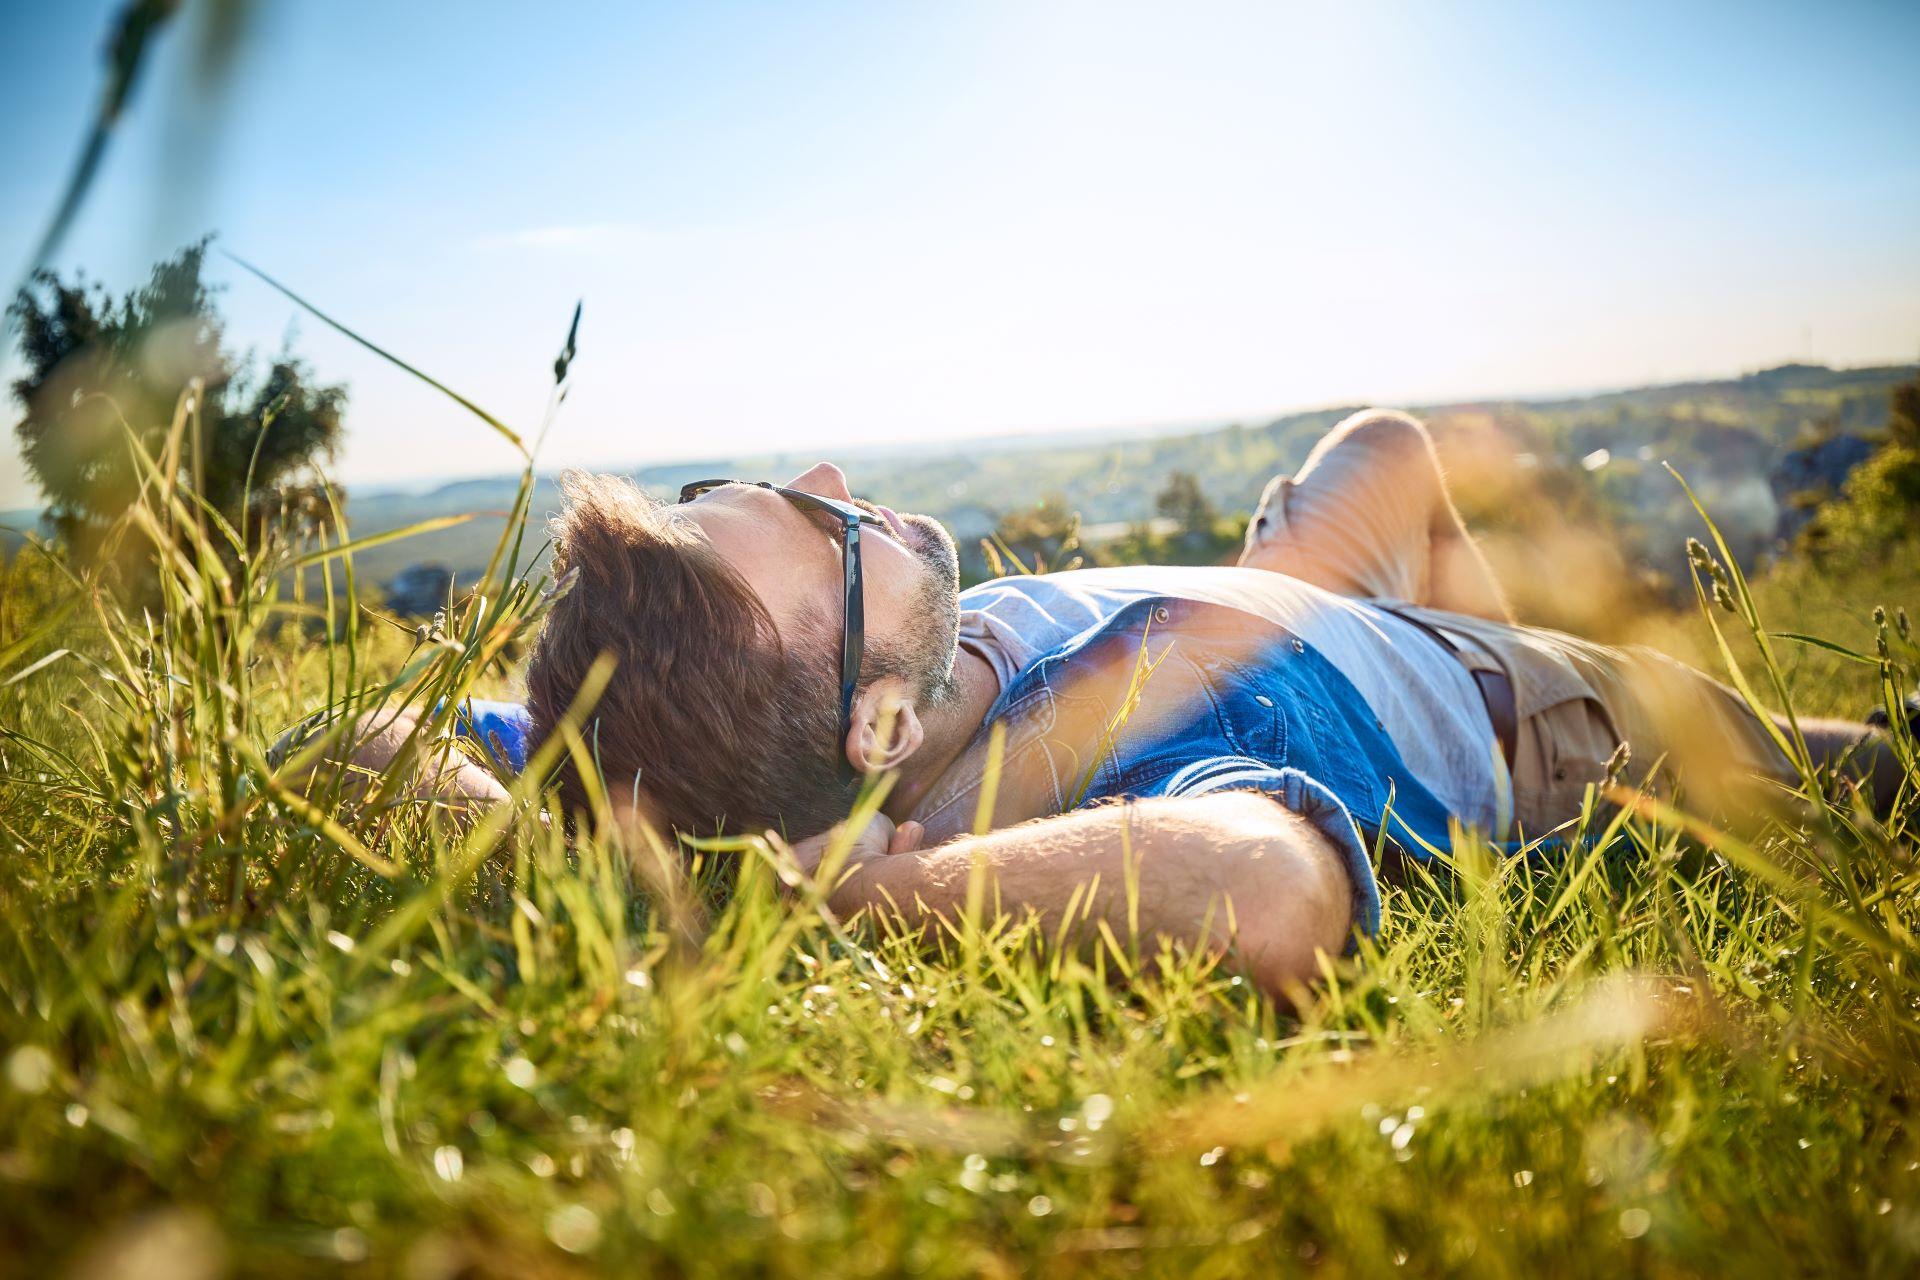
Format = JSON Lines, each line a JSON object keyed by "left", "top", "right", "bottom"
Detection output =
{"left": 1238, "top": 409, "right": 1512, "bottom": 620}
{"left": 1238, "top": 409, "right": 1907, "bottom": 822}
{"left": 1787, "top": 718, "right": 1905, "bottom": 814}
{"left": 1522, "top": 637, "right": 1905, "bottom": 827}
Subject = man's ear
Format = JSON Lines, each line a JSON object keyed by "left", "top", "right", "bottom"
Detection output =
{"left": 846, "top": 678, "right": 925, "bottom": 775}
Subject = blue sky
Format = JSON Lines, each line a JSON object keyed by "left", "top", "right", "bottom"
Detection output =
{"left": 4, "top": 0, "right": 1917, "bottom": 510}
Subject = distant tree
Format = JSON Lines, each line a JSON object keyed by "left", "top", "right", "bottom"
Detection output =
{"left": 8, "top": 240, "right": 345, "bottom": 569}
{"left": 1154, "top": 471, "right": 1216, "bottom": 536}
{"left": 1888, "top": 374, "right": 1920, "bottom": 452}
{"left": 1797, "top": 372, "right": 1920, "bottom": 565}
{"left": 988, "top": 495, "right": 1085, "bottom": 575}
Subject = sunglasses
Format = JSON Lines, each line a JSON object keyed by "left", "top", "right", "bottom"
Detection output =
{"left": 678, "top": 480, "right": 886, "bottom": 782}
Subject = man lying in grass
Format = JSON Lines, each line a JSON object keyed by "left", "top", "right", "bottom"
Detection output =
{"left": 346, "top": 409, "right": 1904, "bottom": 997}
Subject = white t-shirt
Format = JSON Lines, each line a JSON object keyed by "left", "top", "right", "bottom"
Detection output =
{"left": 957, "top": 566, "right": 1506, "bottom": 831}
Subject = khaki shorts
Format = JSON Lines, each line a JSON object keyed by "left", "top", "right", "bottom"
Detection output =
{"left": 1392, "top": 607, "right": 1794, "bottom": 833}
{"left": 1243, "top": 409, "right": 1794, "bottom": 835}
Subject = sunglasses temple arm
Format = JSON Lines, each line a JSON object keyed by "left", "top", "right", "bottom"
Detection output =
{"left": 838, "top": 522, "right": 865, "bottom": 780}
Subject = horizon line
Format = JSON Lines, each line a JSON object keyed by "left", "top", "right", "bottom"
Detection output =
{"left": 4, "top": 356, "right": 1916, "bottom": 520}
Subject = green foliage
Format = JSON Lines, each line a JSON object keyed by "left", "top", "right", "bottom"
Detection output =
{"left": 1097, "top": 514, "right": 1246, "bottom": 569}
{"left": 1799, "top": 444, "right": 1920, "bottom": 563}
{"left": 1887, "top": 376, "right": 1920, "bottom": 452}
{"left": 3, "top": 347, "right": 1920, "bottom": 1275}
{"left": 8, "top": 241, "right": 346, "bottom": 570}
{"left": 1154, "top": 470, "right": 1217, "bottom": 536}
{"left": 1795, "top": 375, "right": 1920, "bottom": 571}
{"left": 985, "top": 495, "right": 1084, "bottom": 578}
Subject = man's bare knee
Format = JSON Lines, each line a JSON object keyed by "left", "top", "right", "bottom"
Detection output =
{"left": 1306, "top": 409, "right": 1446, "bottom": 502}
{"left": 1242, "top": 407, "right": 1450, "bottom": 577}
{"left": 1327, "top": 408, "right": 1435, "bottom": 458}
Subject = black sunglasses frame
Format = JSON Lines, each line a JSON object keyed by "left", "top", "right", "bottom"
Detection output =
{"left": 678, "top": 480, "right": 885, "bottom": 782}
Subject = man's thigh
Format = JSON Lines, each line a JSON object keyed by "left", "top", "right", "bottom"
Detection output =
{"left": 1238, "top": 408, "right": 1443, "bottom": 600}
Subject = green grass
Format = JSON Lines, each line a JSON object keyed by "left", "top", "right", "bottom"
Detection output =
{"left": 3, "top": 385, "right": 1920, "bottom": 1278}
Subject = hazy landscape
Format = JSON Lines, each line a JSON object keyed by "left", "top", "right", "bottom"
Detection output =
{"left": 7, "top": 359, "right": 1892, "bottom": 604}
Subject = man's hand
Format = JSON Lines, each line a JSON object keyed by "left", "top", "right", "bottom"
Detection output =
{"left": 788, "top": 813, "right": 927, "bottom": 880}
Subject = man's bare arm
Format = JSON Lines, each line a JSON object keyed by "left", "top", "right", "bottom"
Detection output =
{"left": 271, "top": 707, "right": 509, "bottom": 807}
{"left": 801, "top": 792, "right": 1357, "bottom": 998}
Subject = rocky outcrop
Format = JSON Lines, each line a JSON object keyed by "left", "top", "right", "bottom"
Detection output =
{"left": 1770, "top": 435, "right": 1877, "bottom": 542}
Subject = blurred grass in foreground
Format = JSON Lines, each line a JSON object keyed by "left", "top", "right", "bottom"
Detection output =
{"left": 0, "top": 351, "right": 1918, "bottom": 1278}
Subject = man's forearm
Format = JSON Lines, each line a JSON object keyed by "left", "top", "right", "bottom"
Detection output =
{"left": 829, "top": 793, "right": 1355, "bottom": 996}
{"left": 273, "top": 708, "right": 508, "bottom": 807}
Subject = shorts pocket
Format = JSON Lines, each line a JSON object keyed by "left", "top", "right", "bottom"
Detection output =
{"left": 1511, "top": 695, "right": 1621, "bottom": 836}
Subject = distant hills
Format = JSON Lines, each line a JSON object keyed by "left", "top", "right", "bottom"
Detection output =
{"left": 321, "top": 361, "right": 1920, "bottom": 594}
{"left": 6, "top": 362, "right": 1914, "bottom": 599}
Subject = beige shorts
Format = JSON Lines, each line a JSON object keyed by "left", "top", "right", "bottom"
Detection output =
{"left": 1242, "top": 409, "right": 1794, "bottom": 834}
{"left": 1395, "top": 607, "right": 1794, "bottom": 832}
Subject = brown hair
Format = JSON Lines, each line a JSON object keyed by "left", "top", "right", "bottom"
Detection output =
{"left": 524, "top": 472, "right": 854, "bottom": 841}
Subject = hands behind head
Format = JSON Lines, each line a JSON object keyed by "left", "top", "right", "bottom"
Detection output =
{"left": 788, "top": 813, "right": 926, "bottom": 882}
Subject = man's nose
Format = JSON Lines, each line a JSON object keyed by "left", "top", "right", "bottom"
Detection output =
{"left": 785, "top": 462, "right": 854, "bottom": 503}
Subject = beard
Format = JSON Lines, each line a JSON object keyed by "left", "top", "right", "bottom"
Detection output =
{"left": 855, "top": 502, "right": 963, "bottom": 708}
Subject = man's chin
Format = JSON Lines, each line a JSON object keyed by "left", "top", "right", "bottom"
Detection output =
{"left": 899, "top": 510, "right": 964, "bottom": 702}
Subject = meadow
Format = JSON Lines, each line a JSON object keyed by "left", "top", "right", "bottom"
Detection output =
{"left": 1, "top": 379, "right": 1917, "bottom": 1278}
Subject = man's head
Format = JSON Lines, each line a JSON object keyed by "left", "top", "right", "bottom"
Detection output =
{"left": 525, "top": 463, "right": 962, "bottom": 840}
